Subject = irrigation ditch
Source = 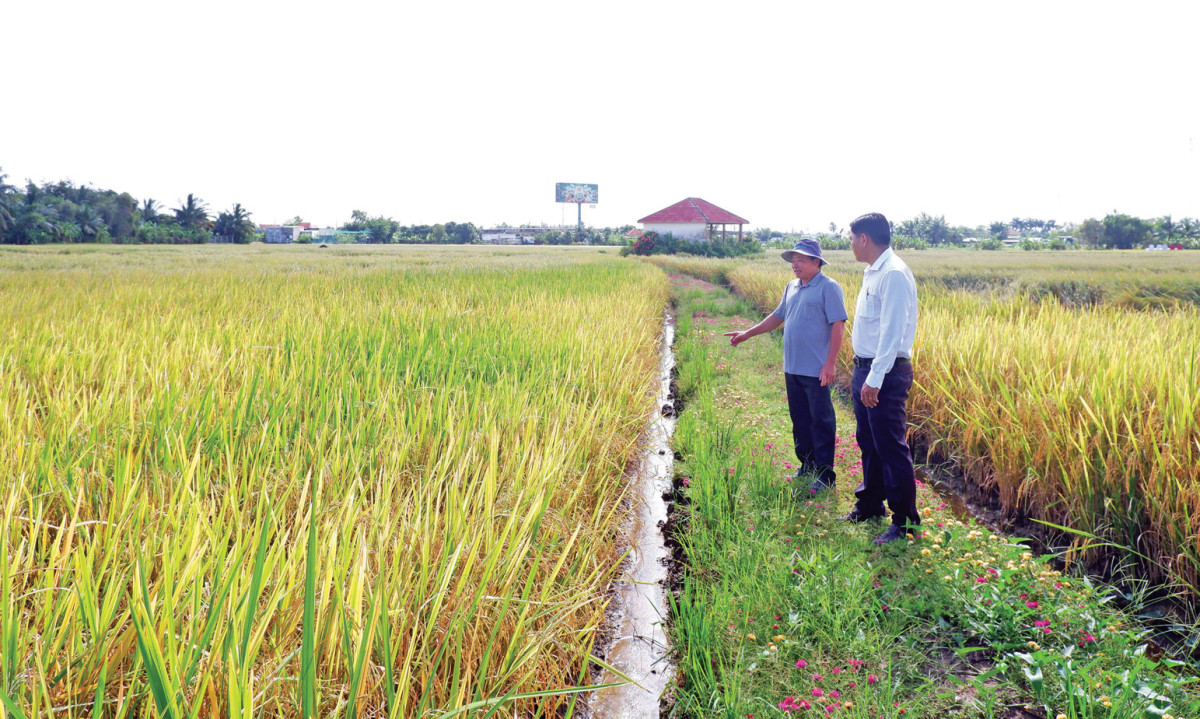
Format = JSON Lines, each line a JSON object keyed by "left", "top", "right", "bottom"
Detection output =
{"left": 589, "top": 270, "right": 1197, "bottom": 719}
{"left": 586, "top": 311, "right": 679, "bottom": 718}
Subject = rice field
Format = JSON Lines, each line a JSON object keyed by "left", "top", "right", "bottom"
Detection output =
{"left": 0, "top": 244, "right": 669, "bottom": 718}
{"left": 648, "top": 250, "right": 1200, "bottom": 592}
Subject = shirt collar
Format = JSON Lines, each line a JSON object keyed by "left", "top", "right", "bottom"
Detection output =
{"left": 797, "top": 271, "right": 825, "bottom": 288}
{"left": 865, "top": 247, "right": 894, "bottom": 273}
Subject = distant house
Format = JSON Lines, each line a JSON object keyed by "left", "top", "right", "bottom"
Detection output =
{"left": 481, "top": 229, "right": 534, "bottom": 245}
{"left": 264, "top": 226, "right": 304, "bottom": 243}
{"left": 637, "top": 197, "right": 748, "bottom": 241}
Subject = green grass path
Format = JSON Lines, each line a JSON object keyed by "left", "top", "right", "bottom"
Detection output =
{"left": 664, "top": 272, "right": 1196, "bottom": 719}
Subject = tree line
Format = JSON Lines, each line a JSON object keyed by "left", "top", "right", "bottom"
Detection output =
{"left": 893, "top": 212, "right": 1200, "bottom": 249}
{"left": 338, "top": 210, "right": 482, "bottom": 244}
{"left": 339, "top": 211, "right": 632, "bottom": 245}
{"left": 0, "top": 168, "right": 256, "bottom": 245}
{"left": 757, "top": 213, "right": 1200, "bottom": 250}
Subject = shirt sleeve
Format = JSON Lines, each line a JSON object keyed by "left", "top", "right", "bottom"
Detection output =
{"left": 772, "top": 284, "right": 789, "bottom": 321}
{"left": 824, "top": 280, "right": 849, "bottom": 324}
{"left": 865, "top": 270, "right": 914, "bottom": 388}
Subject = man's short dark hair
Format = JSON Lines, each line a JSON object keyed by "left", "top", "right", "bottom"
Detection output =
{"left": 850, "top": 213, "right": 891, "bottom": 246}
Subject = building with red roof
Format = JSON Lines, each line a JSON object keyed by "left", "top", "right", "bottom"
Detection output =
{"left": 637, "top": 197, "right": 748, "bottom": 242}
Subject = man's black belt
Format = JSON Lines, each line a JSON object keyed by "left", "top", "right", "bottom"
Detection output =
{"left": 853, "top": 356, "right": 910, "bottom": 368}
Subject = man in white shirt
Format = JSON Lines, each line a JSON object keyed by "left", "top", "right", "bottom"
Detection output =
{"left": 842, "top": 213, "right": 919, "bottom": 544}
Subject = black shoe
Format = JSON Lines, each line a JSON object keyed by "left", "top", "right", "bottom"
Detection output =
{"left": 839, "top": 506, "right": 887, "bottom": 523}
{"left": 874, "top": 524, "right": 908, "bottom": 544}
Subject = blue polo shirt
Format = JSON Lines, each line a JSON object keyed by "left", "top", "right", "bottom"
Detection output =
{"left": 771, "top": 272, "right": 848, "bottom": 377}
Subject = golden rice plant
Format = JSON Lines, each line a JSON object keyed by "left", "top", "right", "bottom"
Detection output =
{"left": 0, "top": 245, "right": 669, "bottom": 718}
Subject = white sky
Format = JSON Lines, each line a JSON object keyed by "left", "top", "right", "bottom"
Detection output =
{"left": 2, "top": 0, "right": 1198, "bottom": 232}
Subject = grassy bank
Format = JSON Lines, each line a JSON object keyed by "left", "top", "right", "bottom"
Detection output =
{"left": 665, "top": 271, "right": 1198, "bottom": 719}
{"left": 646, "top": 251, "right": 1200, "bottom": 598}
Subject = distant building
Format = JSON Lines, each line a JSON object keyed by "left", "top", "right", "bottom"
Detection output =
{"left": 638, "top": 197, "right": 748, "bottom": 241}
{"left": 482, "top": 229, "right": 521, "bottom": 245}
{"left": 265, "top": 226, "right": 304, "bottom": 243}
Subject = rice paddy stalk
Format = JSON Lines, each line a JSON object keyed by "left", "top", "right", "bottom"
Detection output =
{"left": 0, "top": 246, "right": 670, "bottom": 717}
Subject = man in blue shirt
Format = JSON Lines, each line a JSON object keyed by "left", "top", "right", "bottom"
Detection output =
{"left": 725, "top": 239, "right": 848, "bottom": 493}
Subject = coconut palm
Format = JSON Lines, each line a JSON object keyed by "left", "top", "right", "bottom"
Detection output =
{"left": 173, "top": 194, "right": 210, "bottom": 230}
{"left": 0, "top": 168, "right": 15, "bottom": 237}
{"left": 213, "top": 203, "right": 255, "bottom": 244}
{"left": 75, "top": 205, "right": 105, "bottom": 241}
{"left": 140, "top": 198, "right": 163, "bottom": 224}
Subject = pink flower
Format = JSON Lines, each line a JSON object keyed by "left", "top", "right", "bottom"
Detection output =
{"left": 812, "top": 673, "right": 823, "bottom": 682}
{"left": 830, "top": 690, "right": 840, "bottom": 698}
{"left": 1025, "top": 601, "right": 1039, "bottom": 609}
{"left": 812, "top": 687, "right": 824, "bottom": 697}
{"left": 867, "top": 674, "right": 879, "bottom": 685}
{"left": 795, "top": 659, "right": 808, "bottom": 668}
{"left": 1034, "top": 620, "right": 1050, "bottom": 627}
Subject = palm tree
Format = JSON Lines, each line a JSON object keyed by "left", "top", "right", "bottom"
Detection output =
{"left": 140, "top": 198, "right": 162, "bottom": 224}
{"left": 1154, "top": 215, "right": 1176, "bottom": 241}
{"left": 0, "top": 168, "right": 15, "bottom": 237}
{"left": 75, "top": 205, "right": 105, "bottom": 241}
{"left": 213, "top": 203, "right": 255, "bottom": 243}
{"left": 173, "top": 194, "right": 210, "bottom": 230}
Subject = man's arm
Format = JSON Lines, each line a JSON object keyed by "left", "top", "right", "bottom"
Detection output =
{"left": 724, "top": 314, "right": 783, "bottom": 346}
{"left": 819, "top": 320, "right": 844, "bottom": 386}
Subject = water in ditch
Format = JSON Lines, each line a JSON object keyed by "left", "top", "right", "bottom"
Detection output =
{"left": 585, "top": 313, "right": 677, "bottom": 719}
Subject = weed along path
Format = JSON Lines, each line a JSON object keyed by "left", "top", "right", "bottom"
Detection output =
{"left": 662, "top": 272, "right": 1198, "bottom": 719}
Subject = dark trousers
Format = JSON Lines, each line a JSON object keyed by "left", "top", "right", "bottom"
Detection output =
{"left": 851, "top": 361, "right": 919, "bottom": 527}
{"left": 785, "top": 373, "right": 837, "bottom": 485}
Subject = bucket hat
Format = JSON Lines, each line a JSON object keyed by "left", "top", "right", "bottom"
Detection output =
{"left": 780, "top": 238, "right": 827, "bottom": 266}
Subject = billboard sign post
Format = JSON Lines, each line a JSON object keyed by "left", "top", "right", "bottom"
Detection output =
{"left": 555, "top": 183, "right": 598, "bottom": 228}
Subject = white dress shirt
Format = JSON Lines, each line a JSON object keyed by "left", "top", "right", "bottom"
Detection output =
{"left": 851, "top": 247, "right": 918, "bottom": 388}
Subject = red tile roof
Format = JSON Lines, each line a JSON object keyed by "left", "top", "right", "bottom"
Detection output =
{"left": 638, "top": 197, "right": 748, "bottom": 225}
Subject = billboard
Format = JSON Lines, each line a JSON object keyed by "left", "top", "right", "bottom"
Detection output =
{"left": 555, "top": 183, "right": 598, "bottom": 204}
